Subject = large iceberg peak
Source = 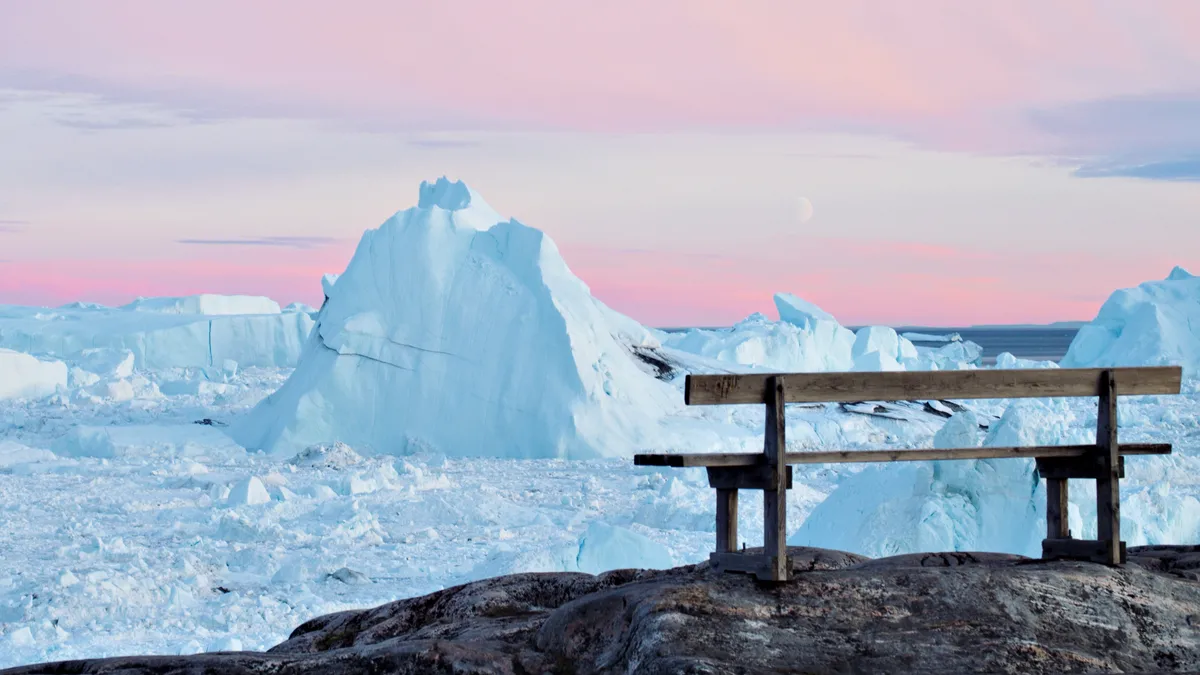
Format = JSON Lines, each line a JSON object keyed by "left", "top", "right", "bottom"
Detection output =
{"left": 234, "top": 180, "right": 676, "bottom": 459}
{"left": 410, "top": 176, "right": 504, "bottom": 231}
{"left": 418, "top": 177, "right": 480, "bottom": 211}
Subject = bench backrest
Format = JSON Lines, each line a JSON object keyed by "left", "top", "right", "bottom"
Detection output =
{"left": 684, "top": 366, "right": 1183, "bottom": 406}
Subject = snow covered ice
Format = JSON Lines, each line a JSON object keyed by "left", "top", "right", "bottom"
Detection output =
{"left": 1063, "top": 265, "right": 1200, "bottom": 376}
{"left": 1, "top": 180, "right": 1199, "bottom": 667}
{"left": 0, "top": 297, "right": 314, "bottom": 371}
{"left": 0, "top": 349, "right": 66, "bottom": 401}
{"left": 121, "top": 294, "right": 283, "bottom": 317}
{"left": 233, "top": 177, "right": 678, "bottom": 459}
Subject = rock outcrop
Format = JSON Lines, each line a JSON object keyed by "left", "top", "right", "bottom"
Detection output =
{"left": 9, "top": 546, "right": 1200, "bottom": 674}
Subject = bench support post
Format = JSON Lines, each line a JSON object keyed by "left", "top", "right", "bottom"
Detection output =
{"left": 1095, "top": 369, "right": 1124, "bottom": 565}
{"left": 1045, "top": 477, "right": 1070, "bottom": 540}
{"left": 715, "top": 488, "right": 738, "bottom": 553}
{"left": 762, "top": 375, "right": 789, "bottom": 581}
{"left": 1040, "top": 369, "right": 1126, "bottom": 565}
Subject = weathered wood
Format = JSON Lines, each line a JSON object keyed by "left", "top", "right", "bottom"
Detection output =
{"left": 1045, "top": 478, "right": 1070, "bottom": 539}
{"left": 782, "top": 443, "right": 1168, "bottom": 465}
{"left": 707, "top": 465, "right": 793, "bottom": 490}
{"left": 651, "top": 366, "right": 1179, "bottom": 576}
{"left": 709, "top": 551, "right": 777, "bottom": 578}
{"left": 1043, "top": 537, "right": 1127, "bottom": 564}
{"left": 1096, "top": 370, "right": 1122, "bottom": 565}
{"left": 762, "top": 376, "right": 789, "bottom": 582}
{"left": 635, "top": 443, "right": 1170, "bottom": 469}
{"left": 634, "top": 453, "right": 761, "bottom": 468}
{"left": 684, "top": 366, "right": 1182, "bottom": 406}
{"left": 1110, "top": 443, "right": 1173, "bottom": 456}
{"left": 1037, "top": 455, "right": 1125, "bottom": 480}
{"left": 715, "top": 489, "right": 738, "bottom": 553}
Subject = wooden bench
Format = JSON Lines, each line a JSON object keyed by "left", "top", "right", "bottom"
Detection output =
{"left": 634, "top": 366, "right": 1182, "bottom": 581}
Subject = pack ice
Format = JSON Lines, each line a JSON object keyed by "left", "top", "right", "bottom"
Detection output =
{"left": 234, "top": 178, "right": 678, "bottom": 458}
{"left": 664, "top": 293, "right": 971, "bottom": 372}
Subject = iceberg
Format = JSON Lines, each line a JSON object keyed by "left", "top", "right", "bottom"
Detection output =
{"left": 664, "top": 293, "right": 860, "bottom": 373}
{"left": 774, "top": 292, "right": 838, "bottom": 329}
{"left": 666, "top": 296, "right": 948, "bottom": 373}
{"left": 121, "top": 294, "right": 281, "bottom": 316}
{"left": 233, "top": 178, "right": 677, "bottom": 458}
{"left": 852, "top": 326, "right": 918, "bottom": 364}
{"left": 850, "top": 349, "right": 903, "bottom": 372}
{"left": 1062, "top": 267, "right": 1200, "bottom": 374}
{"left": 917, "top": 340, "right": 984, "bottom": 370}
{"left": 665, "top": 312, "right": 855, "bottom": 373}
{"left": 0, "top": 348, "right": 66, "bottom": 400}
{"left": 0, "top": 300, "right": 314, "bottom": 370}
{"left": 901, "top": 331, "right": 961, "bottom": 343}
{"left": 575, "top": 521, "right": 674, "bottom": 574}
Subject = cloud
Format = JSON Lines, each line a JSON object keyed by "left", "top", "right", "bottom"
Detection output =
{"left": 0, "top": 69, "right": 493, "bottom": 132}
{"left": 5, "top": 2, "right": 1199, "bottom": 140}
{"left": 52, "top": 112, "right": 186, "bottom": 131}
{"left": 406, "top": 137, "right": 484, "bottom": 149}
{"left": 176, "top": 236, "right": 342, "bottom": 249}
{"left": 1029, "top": 93, "right": 1200, "bottom": 180}
{"left": 1073, "top": 157, "right": 1200, "bottom": 181}
{"left": 0, "top": 219, "right": 28, "bottom": 233}
{"left": 1030, "top": 94, "right": 1200, "bottom": 148}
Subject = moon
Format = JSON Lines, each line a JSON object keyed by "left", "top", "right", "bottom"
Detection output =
{"left": 797, "top": 197, "right": 814, "bottom": 224}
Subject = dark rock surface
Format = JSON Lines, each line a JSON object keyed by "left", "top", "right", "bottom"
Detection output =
{"left": 7, "top": 545, "right": 1200, "bottom": 674}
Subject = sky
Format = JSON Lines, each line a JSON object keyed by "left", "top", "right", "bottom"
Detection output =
{"left": 2, "top": 1, "right": 1200, "bottom": 327}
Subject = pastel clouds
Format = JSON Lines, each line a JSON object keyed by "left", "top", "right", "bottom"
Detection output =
{"left": 2, "top": 2, "right": 1200, "bottom": 325}
{"left": 3, "top": 1, "right": 1200, "bottom": 146}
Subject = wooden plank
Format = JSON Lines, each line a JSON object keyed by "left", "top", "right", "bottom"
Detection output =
{"left": 636, "top": 443, "right": 1169, "bottom": 469}
{"left": 1037, "top": 455, "right": 1124, "bottom": 480}
{"left": 707, "top": 465, "right": 793, "bottom": 490}
{"left": 781, "top": 443, "right": 1170, "bottom": 465}
{"left": 1108, "top": 443, "right": 1171, "bottom": 456}
{"left": 634, "top": 453, "right": 761, "bottom": 468}
{"left": 1045, "top": 478, "right": 1070, "bottom": 539}
{"left": 1096, "top": 370, "right": 1122, "bottom": 566}
{"left": 762, "top": 376, "right": 789, "bottom": 582}
{"left": 710, "top": 551, "right": 772, "bottom": 577}
{"left": 1043, "top": 537, "right": 1127, "bottom": 564}
{"left": 684, "top": 366, "right": 1182, "bottom": 406}
{"left": 715, "top": 489, "right": 738, "bottom": 553}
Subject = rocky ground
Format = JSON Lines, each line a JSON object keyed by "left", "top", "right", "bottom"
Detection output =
{"left": 8, "top": 545, "right": 1200, "bottom": 674}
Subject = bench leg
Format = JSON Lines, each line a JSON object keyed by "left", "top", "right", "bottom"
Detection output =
{"left": 1045, "top": 477, "right": 1070, "bottom": 540}
{"left": 715, "top": 488, "right": 738, "bottom": 553}
{"left": 762, "top": 375, "right": 788, "bottom": 582}
{"left": 1095, "top": 369, "right": 1123, "bottom": 565}
{"left": 763, "top": 487, "right": 786, "bottom": 580}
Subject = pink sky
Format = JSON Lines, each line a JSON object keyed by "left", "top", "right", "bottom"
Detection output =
{"left": 2, "top": 1, "right": 1200, "bottom": 325}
